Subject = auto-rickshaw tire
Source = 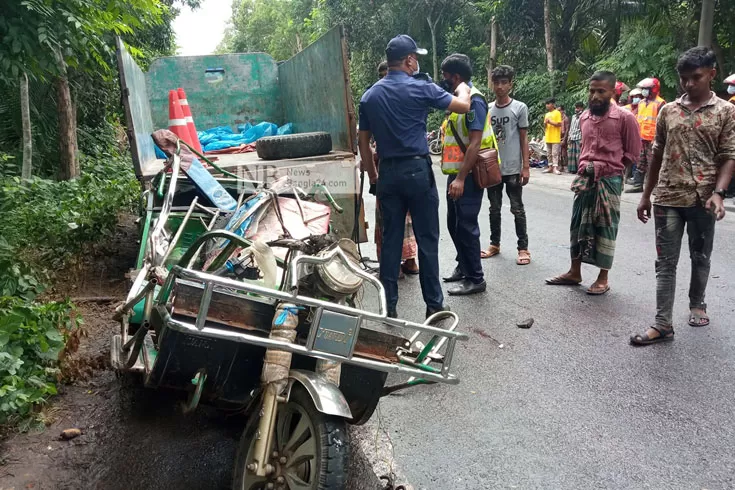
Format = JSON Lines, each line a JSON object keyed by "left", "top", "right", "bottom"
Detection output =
{"left": 232, "top": 385, "right": 349, "bottom": 490}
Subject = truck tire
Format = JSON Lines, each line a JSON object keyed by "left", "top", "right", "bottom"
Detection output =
{"left": 256, "top": 132, "right": 332, "bottom": 160}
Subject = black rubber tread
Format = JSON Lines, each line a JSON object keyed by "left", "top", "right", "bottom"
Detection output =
{"left": 232, "top": 385, "right": 349, "bottom": 490}
{"left": 256, "top": 132, "right": 333, "bottom": 160}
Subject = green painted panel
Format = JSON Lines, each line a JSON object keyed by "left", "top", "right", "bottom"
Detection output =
{"left": 278, "top": 26, "right": 356, "bottom": 151}
{"left": 116, "top": 38, "right": 158, "bottom": 178}
{"left": 146, "top": 53, "right": 282, "bottom": 131}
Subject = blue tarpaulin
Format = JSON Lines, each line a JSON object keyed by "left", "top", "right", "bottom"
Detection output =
{"left": 198, "top": 121, "right": 293, "bottom": 152}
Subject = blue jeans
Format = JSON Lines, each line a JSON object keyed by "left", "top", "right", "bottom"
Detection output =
{"left": 377, "top": 156, "right": 443, "bottom": 311}
{"left": 447, "top": 174, "right": 484, "bottom": 283}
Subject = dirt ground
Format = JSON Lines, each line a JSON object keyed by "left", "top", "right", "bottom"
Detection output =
{"left": 0, "top": 216, "right": 383, "bottom": 490}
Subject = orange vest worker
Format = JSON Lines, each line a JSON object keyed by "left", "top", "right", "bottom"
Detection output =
{"left": 636, "top": 96, "right": 665, "bottom": 141}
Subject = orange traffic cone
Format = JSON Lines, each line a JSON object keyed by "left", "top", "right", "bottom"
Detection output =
{"left": 177, "top": 88, "right": 203, "bottom": 154}
{"left": 168, "top": 90, "right": 191, "bottom": 144}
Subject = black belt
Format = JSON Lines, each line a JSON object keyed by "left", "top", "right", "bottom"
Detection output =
{"left": 380, "top": 155, "right": 429, "bottom": 164}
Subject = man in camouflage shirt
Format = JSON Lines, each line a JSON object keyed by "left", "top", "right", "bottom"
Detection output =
{"left": 632, "top": 47, "right": 735, "bottom": 346}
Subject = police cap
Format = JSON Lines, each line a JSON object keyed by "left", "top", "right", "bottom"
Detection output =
{"left": 386, "top": 35, "right": 428, "bottom": 62}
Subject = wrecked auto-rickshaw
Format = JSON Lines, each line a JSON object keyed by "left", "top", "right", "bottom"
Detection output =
{"left": 112, "top": 27, "right": 467, "bottom": 489}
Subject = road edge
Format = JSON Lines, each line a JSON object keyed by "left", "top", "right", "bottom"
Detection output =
{"left": 348, "top": 411, "right": 414, "bottom": 490}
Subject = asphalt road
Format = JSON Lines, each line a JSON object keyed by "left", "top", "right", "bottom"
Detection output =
{"left": 362, "top": 164, "right": 735, "bottom": 490}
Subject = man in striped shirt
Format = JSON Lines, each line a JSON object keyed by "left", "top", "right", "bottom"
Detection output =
{"left": 567, "top": 102, "right": 584, "bottom": 173}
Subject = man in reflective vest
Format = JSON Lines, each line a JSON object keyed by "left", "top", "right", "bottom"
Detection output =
{"left": 440, "top": 53, "right": 496, "bottom": 296}
{"left": 627, "top": 77, "right": 666, "bottom": 193}
{"left": 725, "top": 74, "right": 735, "bottom": 104}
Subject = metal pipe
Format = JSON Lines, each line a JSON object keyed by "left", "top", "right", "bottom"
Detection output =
{"left": 173, "top": 267, "right": 465, "bottom": 340}
{"left": 158, "top": 309, "right": 461, "bottom": 384}
{"left": 149, "top": 152, "right": 181, "bottom": 266}
{"left": 161, "top": 196, "right": 198, "bottom": 265}
{"left": 195, "top": 282, "right": 214, "bottom": 330}
{"left": 114, "top": 278, "right": 157, "bottom": 321}
{"left": 193, "top": 202, "right": 217, "bottom": 215}
{"left": 142, "top": 287, "right": 155, "bottom": 323}
{"left": 188, "top": 210, "right": 221, "bottom": 268}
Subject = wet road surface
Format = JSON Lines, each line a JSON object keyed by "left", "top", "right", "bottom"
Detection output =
{"left": 365, "top": 165, "right": 735, "bottom": 489}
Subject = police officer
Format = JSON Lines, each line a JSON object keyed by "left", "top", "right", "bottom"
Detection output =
{"left": 359, "top": 34, "right": 472, "bottom": 318}
{"left": 440, "top": 53, "right": 494, "bottom": 295}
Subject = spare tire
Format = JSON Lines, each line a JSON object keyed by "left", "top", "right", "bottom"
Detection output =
{"left": 256, "top": 131, "right": 332, "bottom": 160}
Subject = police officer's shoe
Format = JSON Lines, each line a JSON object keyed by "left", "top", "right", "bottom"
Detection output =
{"left": 388, "top": 309, "right": 398, "bottom": 319}
{"left": 425, "top": 304, "right": 450, "bottom": 319}
{"left": 442, "top": 267, "right": 465, "bottom": 283}
{"left": 448, "top": 279, "right": 487, "bottom": 296}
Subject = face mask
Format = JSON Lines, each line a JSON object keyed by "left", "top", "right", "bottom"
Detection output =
{"left": 438, "top": 79, "right": 454, "bottom": 94}
{"left": 632, "top": 97, "right": 641, "bottom": 104}
{"left": 728, "top": 85, "right": 735, "bottom": 95}
{"left": 412, "top": 58, "right": 420, "bottom": 76}
{"left": 641, "top": 89, "right": 650, "bottom": 97}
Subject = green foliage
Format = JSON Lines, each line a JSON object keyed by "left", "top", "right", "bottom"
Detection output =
{"left": 511, "top": 71, "right": 585, "bottom": 136}
{"left": 594, "top": 22, "right": 681, "bottom": 102}
{"left": 0, "top": 296, "right": 79, "bottom": 423}
{"left": 0, "top": 0, "right": 164, "bottom": 82}
{"left": 0, "top": 154, "right": 138, "bottom": 263}
{"left": 0, "top": 238, "right": 46, "bottom": 302}
{"left": 220, "top": 0, "right": 324, "bottom": 61}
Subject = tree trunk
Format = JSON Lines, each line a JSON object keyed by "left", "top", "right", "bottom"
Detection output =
{"left": 543, "top": 0, "right": 553, "bottom": 73}
{"left": 20, "top": 73, "right": 32, "bottom": 180}
{"left": 543, "top": 0, "right": 554, "bottom": 95}
{"left": 487, "top": 17, "right": 497, "bottom": 90}
{"left": 697, "top": 0, "right": 715, "bottom": 46}
{"left": 712, "top": 39, "right": 726, "bottom": 82}
{"left": 427, "top": 16, "right": 439, "bottom": 82}
{"left": 56, "top": 66, "right": 79, "bottom": 180}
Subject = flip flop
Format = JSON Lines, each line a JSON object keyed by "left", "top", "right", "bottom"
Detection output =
{"left": 545, "top": 275, "right": 582, "bottom": 286}
{"left": 586, "top": 284, "right": 610, "bottom": 295}
{"left": 630, "top": 325, "right": 675, "bottom": 346}
{"left": 688, "top": 310, "right": 710, "bottom": 327}
{"left": 481, "top": 245, "right": 500, "bottom": 259}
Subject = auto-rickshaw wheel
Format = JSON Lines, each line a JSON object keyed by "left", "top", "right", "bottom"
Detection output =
{"left": 233, "top": 386, "right": 349, "bottom": 490}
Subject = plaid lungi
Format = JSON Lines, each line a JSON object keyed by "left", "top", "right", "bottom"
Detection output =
{"left": 375, "top": 202, "right": 417, "bottom": 261}
{"left": 568, "top": 140, "right": 581, "bottom": 173}
{"left": 569, "top": 173, "right": 622, "bottom": 270}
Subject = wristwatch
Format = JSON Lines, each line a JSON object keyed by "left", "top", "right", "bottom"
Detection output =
{"left": 714, "top": 188, "right": 727, "bottom": 198}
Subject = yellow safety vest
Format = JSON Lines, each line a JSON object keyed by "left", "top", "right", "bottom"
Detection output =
{"left": 441, "top": 87, "right": 499, "bottom": 175}
{"left": 636, "top": 96, "right": 665, "bottom": 141}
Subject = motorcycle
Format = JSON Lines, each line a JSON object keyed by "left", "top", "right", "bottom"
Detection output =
{"left": 111, "top": 142, "right": 467, "bottom": 489}
{"left": 427, "top": 130, "right": 442, "bottom": 155}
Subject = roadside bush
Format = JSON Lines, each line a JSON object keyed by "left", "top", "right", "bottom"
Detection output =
{"left": 0, "top": 148, "right": 137, "bottom": 425}
{"left": 0, "top": 296, "right": 79, "bottom": 424}
{"left": 0, "top": 153, "right": 139, "bottom": 264}
{"left": 0, "top": 240, "right": 79, "bottom": 424}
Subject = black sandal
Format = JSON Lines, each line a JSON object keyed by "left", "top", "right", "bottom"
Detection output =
{"left": 630, "top": 325, "right": 675, "bottom": 346}
{"left": 688, "top": 309, "right": 709, "bottom": 327}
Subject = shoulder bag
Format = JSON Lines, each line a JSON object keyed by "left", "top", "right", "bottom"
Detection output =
{"left": 448, "top": 119, "right": 501, "bottom": 189}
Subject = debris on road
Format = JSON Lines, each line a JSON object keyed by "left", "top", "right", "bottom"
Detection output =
{"left": 60, "top": 428, "right": 82, "bottom": 440}
{"left": 517, "top": 318, "right": 535, "bottom": 329}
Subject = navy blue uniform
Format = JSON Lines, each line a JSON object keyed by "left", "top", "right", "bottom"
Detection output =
{"left": 360, "top": 71, "right": 452, "bottom": 312}
{"left": 447, "top": 94, "right": 488, "bottom": 285}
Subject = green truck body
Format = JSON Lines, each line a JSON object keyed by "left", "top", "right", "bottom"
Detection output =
{"left": 116, "top": 26, "right": 361, "bottom": 238}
